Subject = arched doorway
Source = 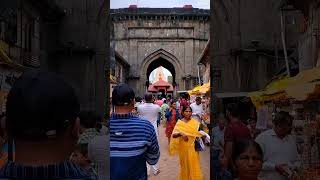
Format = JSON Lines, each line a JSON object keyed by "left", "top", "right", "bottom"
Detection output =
{"left": 146, "top": 58, "right": 176, "bottom": 85}
{"left": 146, "top": 58, "right": 175, "bottom": 98}
{"left": 140, "top": 49, "right": 183, "bottom": 97}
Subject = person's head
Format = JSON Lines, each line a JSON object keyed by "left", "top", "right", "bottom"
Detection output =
{"left": 181, "top": 106, "right": 192, "bottom": 119}
{"left": 226, "top": 103, "right": 240, "bottom": 121}
{"left": 144, "top": 93, "right": 153, "bottom": 103}
{"left": 135, "top": 97, "right": 142, "bottom": 103}
{"left": 78, "top": 111, "right": 99, "bottom": 134}
{"left": 196, "top": 97, "right": 202, "bottom": 105}
{"left": 232, "top": 140, "right": 263, "bottom": 180}
{"left": 181, "top": 94, "right": 186, "bottom": 99}
{"left": 70, "top": 144, "right": 90, "bottom": 168}
{"left": 6, "top": 71, "right": 80, "bottom": 141}
{"left": 112, "top": 83, "right": 135, "bottom": 107}
{"left": 170, "top": 102, "right": 177, "bottom": 109}
{"left": 272, "top": 111, "right": 293, "bottom": 138}
{"left": 248, "top": 118, "right": 257, "bottom": 129}
{"left": 163, "top": 99, "right": 167, "bottom": 104}
{"left": 218, "top": 117, "right": 226, "bottom": 130}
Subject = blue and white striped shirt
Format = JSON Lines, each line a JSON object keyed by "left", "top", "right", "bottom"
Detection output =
{"left": 110, "top": 113, "right": 160, "bottom": 180}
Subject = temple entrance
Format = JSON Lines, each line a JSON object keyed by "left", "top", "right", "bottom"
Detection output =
{"left": 146, "top": 58, "right": 176, "bottom": 98}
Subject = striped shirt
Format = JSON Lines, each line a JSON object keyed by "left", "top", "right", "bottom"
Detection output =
{"left": 77, "top": 128, "right": 100, "bottom": 145}
{"left": 0, "top": 161, "right": 97, "bottom": 179}
{"left": 110, "top": 113, "right": 160, "bottom": 180}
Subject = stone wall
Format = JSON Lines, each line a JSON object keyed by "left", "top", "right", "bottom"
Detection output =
{"left": 212, "top": 0, "right": 300, "bottom": 93}
{"left": 111, "top": 9, "right": 210, "bottom": 96}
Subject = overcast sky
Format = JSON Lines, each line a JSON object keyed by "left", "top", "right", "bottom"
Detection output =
{"left": 111, "top": 0, "right": 210, "bottom": 9}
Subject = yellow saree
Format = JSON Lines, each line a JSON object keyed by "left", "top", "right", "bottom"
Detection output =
{"left": 169, "top": 118, "right": 203, "bottom": 180}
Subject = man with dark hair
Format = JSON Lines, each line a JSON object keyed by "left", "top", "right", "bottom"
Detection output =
{"left": 190, "top": 96, "right": 204, "bottom": 117}
{"left": 0, "top": 71, "right": 96, "bottom": 179}
{"left": 137, "top": 93, "right": 161, "bottom": 176}
{"left": 77, "top": 111, "right": 100, "bottom": 145}
{"left": 110, "top": 84, "right": 160, "bottom": 179}
{"left": 255, "top": 111, "right": 300, "bottom": 180}
{"left": 179, "top": 94, "right": 189, "bottom": 113}
{"left": 223, "top": 103, "right": 251, "bottom": 177}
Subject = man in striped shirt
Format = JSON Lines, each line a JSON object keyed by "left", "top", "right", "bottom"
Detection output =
{"left": 110, "top": 83, "right": 160, "bottom": 180}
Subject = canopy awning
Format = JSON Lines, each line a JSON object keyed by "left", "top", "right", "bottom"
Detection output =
{"left": 188, "top": 82, "right": 211, "bottom": 95}
{"left": 248, "top": 66, "right": 320, "bottom": 109}
{"left": 110, "top": 74, "right": 117, "bottom": 84}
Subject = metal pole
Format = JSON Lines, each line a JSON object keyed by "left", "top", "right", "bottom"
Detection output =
{"left": 280, "top": 10, "right": 291, "bottom": 77}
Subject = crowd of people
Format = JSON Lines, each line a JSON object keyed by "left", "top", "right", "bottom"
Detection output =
{"left": 212, "top": 103, "right": 301, "bottom": 180}
{"left": 110, "top": 84, "right": 211, "bottom": 180}
{"left": 0, "top": 70, "right": 302, "bottom": 180}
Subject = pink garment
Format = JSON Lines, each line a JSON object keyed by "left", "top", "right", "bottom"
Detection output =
{"left": 154, "top": 100, "right": 163, "bottom": 107}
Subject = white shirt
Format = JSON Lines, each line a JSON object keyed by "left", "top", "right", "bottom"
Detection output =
{"left": 137, "top": 103, "right": 161, "bottom": 136}
{"left": 255, "top": 129, "right": 301, "bottom": 180}
{"left": 190, "top": 102, "right": 204, "bottom": 115}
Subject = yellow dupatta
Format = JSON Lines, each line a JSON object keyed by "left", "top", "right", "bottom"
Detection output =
{"left": 169, "top": 118, "right": 202, "bottom": 156}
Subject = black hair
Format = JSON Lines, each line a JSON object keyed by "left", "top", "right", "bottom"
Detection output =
{"left": 226, "top": 103, "right": 240, "bottom": 118}
{"left": 78, "top": 111, "right": 99, "bottom": 129}
{"left": 6, "top": 71, "right": 80, "bottom": 140}
{"left": 112, "top": 83, "right": 135, "bottom": 106}
{"left": 181, "top": 106, "right": 192, "bottom": 118}
{"left": 232, "top": 139, "right": 263, "bottom": 163}
{"left": 182, "top": 105, "right": 192, "bottom": 113}
{"left": 135, "top": 97, "right": 142, "bottom": 102}
{"left": 273, "top": 111, "right": 293, "bottom": 127}
{"left": 144, "top": 93, "right": 153, "bottom": 102}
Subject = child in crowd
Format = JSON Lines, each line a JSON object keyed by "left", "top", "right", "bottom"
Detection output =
{"left": 70, "top": 144, "right": 97, "bottom": 178}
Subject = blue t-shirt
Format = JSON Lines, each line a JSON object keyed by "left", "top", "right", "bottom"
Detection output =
{"left": 110, "top": 113, "right": 160, "bottom": 180}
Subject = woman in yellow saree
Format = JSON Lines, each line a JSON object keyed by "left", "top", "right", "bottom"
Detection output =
{"left": 169, "top": 105, "right": 204, "bottom": 180}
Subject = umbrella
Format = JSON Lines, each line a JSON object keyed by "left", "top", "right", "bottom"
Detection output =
{"left": 6, "top": 70, "right": 80, "bottom": 139}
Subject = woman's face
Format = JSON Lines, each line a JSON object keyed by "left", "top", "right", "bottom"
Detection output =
{"left": 183, "top": 107, "right": 192, "bottom": 119}
{"left": 172, "top": 102, "right": 176, "bottom": 109}
{"left": 235, "top": 146, "right": 262, "bottom": 180}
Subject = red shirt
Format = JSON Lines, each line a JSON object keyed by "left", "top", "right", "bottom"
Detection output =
{"left": 180, "top": 99, "right": 189, "bottom": 108}
{"left": 224, "top": 120, "right": 251, "bottom": 143}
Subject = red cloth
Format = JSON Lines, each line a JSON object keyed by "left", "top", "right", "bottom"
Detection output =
{"left": 224, "top": 121, "right": 251, "bottom": 143}
{"left": 165, "top": 110, "right": 177, "bottom": 138}
{"left": 179, "top": 99, "right": 189, "bottom": 109}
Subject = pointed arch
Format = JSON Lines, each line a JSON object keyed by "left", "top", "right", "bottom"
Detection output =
{"left": 140, "top": 49, "right": 184, "bottom": 88}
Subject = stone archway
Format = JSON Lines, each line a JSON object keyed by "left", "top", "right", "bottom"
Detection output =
{"left": 140, "top": 49, "right": 183, "bottom": 96}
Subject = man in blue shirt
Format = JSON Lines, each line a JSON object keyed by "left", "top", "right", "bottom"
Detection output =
{"left": 110, "top": 83, "right": 160, "bottom": 180}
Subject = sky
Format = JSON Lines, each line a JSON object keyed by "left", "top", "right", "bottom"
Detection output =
{"left": 111, "top": 0, "right": 210, "bottom": 9}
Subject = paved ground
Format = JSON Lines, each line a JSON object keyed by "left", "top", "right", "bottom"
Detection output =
{"left": 149, "top": 125, "right": 210, "bottom": 180}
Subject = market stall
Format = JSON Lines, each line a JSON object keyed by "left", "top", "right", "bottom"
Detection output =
{"left": 188, "top": 82, "right": 211, "bottom": 134}
{"left": 248, "top": 67, "right": 320, "bottom": 180}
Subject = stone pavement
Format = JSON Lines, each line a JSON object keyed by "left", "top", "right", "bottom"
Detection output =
{"left": 149, "top": 125, "right": 210, "bottom": 180}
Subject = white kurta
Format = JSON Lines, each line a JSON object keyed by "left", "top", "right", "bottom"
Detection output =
{"left": 255, "top": 129, "right": 301, "bottom": 180}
